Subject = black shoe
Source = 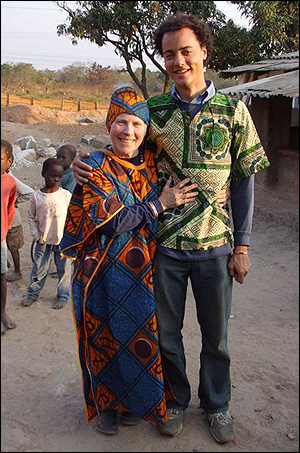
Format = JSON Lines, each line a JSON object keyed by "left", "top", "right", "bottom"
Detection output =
{"left": 97, "top": 410, "right": 118, "bottom": 435}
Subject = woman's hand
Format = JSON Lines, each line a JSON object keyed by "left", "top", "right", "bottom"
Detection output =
{"left": 159, "top": 177, "right": 199, "bottom": 210}
{"left": 72, "top": 153, "right": 93, "bottom": 185}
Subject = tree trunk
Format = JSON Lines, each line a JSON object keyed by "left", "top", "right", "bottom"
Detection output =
{"left": 163, "top": 73, "right": 170, "bottom": 94}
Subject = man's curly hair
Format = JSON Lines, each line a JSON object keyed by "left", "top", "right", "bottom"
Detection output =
{"left": 153, "top": 13, "right": 213, "bottom": 67}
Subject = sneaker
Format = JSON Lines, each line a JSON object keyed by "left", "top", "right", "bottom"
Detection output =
{"left": 121, "top": 412, "right": 142, "bottom": 426}
{"left": 207, "top": 410, "right": 234, "bottom": 443}
{"left": 97, "top": 410, "right": 118, "bottom": 435}
{"left": 21, "top": 297, "right": 36, "bottom": 307}
{"left": 158, "top": 407, "right": 184, "bottom": 437}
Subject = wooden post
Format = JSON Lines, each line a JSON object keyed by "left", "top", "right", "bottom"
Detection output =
{"left": 77, "top": 98, "right": 81, "bottom": 111}
{"left": 61, "top": 98, "right": 64, "bottom": 111}
{"left": 31, "top": 97, "right": 34, "bottom": 105}
{"left": 6, "top": 94, "right": 9, "bottom": 106}
{"left": 95, "top": 101, "right": 98, "bottom": 110}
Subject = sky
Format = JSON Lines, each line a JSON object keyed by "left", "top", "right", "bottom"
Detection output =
{"left": 1, "top": 1, "right": 250, "bottom": 72}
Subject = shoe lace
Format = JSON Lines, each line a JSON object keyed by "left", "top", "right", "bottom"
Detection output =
{"left": 168, "top": 407, "right": 180, "bottom": 419}
{"left": 211, "top": 412, "right": 230, "bottom": 425}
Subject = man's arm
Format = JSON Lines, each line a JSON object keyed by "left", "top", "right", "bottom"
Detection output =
{"left": 27, "top": 194, "right": 40, "bottom": 242}
{"left": 72, "top": 153, "right": 93, "bottom": 185}
{"left": 72, "top": 152, "right": 230, "bottom": 205}
{"left": 7, "top": 184, "right": 16, "bottom": 230}
{"left": 227, "top": 175, "right": 254, "bottom": 284}
{"left": 9, "top": 172, "right": 34, "bottom": 203}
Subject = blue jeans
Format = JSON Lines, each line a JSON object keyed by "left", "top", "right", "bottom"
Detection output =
{"left": 154, "top": 252, "right": 233, "bottom": 413}
{"left": 28, "top": 242, "right": 71, "bottom": 301}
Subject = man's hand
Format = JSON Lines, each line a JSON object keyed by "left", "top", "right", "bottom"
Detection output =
{"left": 73, "top": 152, "right": 93, "bottom": 185}
{"left": 228, "top": 253, "right": 252, "bottom": 284}
{"left": 216, "top": 187, "right": 230, "bottom": 207}
{"left": 159, "top": 177, "right": 198, "bottom": 210}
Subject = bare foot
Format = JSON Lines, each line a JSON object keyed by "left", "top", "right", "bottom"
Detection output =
{"left": 21, "top": 297, "right": 36, "bottom": 307}
{"left": 52, "top": 299, "right": 67, "bottom": 310}
{"left": 1, "top": 314, "right": 17, "bottom": 330}
{"left": 6, "top": 271, "right": 23, "bottom": 282}
{"left": 1, "top": 321, "right": 7, "bottom": 335}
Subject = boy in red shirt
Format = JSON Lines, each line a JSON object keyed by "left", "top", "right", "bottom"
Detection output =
{"left": 1, "top": 140, "right": 17, "bottom": 335}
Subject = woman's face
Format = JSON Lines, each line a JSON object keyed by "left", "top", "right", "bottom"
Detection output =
{"left": 110, "top": 113, "right": 147, "bottom": 159}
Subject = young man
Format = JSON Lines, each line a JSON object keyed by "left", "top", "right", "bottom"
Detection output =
{"left": 22, "top": 158, "right": 72, "bottom": 310}
{"left": 72, "top": 13, "right": 270, "bottom": 444}
{"left": 1, "top": 140, "right": 17, "bottom": 335}
{"left": 56, "top": 144, "right": 77, "bottom": 193}
{"left": 6, "top": 172, "right": 34, "bottom": 282}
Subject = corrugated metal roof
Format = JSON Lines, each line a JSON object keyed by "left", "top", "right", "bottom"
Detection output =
{"left": 219, "top": 70, "right": 299, "bottom": 98}
{"left": 273, "top": 51, "right": 299, "bottom": 60}
{"left": 221, "top": 58, "right": 299, "bottom": 74}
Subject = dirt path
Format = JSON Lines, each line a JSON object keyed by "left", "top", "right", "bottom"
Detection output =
{"left": 1, "top": 117, "right": 299, "bottom": 452}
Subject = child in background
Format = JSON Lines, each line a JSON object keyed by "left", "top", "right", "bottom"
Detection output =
{"left": 56, "top": 144, "right": 77, "bottom": 193}
{"left": 1, "top": 140, "right": 17, "bottom": 335}
{"left": 6, "top": 172, "right": 34, "bottom": 282}
{"left": 22, "top": 158, "right": 72, "bottom": 310}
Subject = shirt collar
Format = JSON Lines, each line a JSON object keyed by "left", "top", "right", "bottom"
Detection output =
{"left": 171, "top": 80, "right": 215, "bottom": 105}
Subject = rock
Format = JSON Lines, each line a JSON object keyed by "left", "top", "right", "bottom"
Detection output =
{"left": 14, "top": 135, "right": 37, "bottom": 150}
{"left": 287, "top": 432, "right": 295, "bottom": 440}
{"left": 13, "top": 144, "right": 22, "bottom": 155}
{"left": 36, "top": 138, "right": 53, "bottom": 148}
{"left": 91, "top": 135, "right": 110, "bottom": 148}
{"left": 75, "top": 117, "right": 97, "bottom": 124}
{"left": 13, "top": 148, "right": 37, "bottom": 166}
{"left": 81, "top": 135, "right": 96, "bottom": 145}
{"left": 37, "top": 147, "right": 57, "bottom": 158}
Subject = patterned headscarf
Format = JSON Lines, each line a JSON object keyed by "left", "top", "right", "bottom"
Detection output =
{"left": 106, "top": 86, "right": 149, "bottom": 132}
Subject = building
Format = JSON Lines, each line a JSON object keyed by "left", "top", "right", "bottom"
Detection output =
{"left": 220, "top": 52, "right": 299, "bottom": 194}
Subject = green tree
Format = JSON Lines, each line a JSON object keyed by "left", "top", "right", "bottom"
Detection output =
{"left": 213, "top": 19, "right": 260, "bottom": 72}
{"left": 56, "top": 62, "right": 88, "bottom": 84}
{"left": 55, "top": 1, "right": 227, "bottom": 98}
{"left": 1, "top": 63, "right": 38, "bottom": 93}
{"left": 230, "top": 1, "right": 299, "bottom": 57}
{"left": 37, "top": 69, "right": 57, "bottom": 93}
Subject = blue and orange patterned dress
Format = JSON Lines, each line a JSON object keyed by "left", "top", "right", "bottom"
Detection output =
{"left": 61, "top": 147, "right": 168, "bottom": 425}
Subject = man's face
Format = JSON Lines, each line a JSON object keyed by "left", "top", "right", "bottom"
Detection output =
{"left": 162, "top": 27, "right": 207, "bottom": 91}
{"left": 56, "top": 149, "right": 73, "bottom": 170}
{"left": 42, "top": 164, "right": 63, "bottom": 188}
{"left": 1, "top": 150, "right": 12, "bottom": 173}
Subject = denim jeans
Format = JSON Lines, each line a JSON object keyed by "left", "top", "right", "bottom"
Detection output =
{"left": 28, "top": 242, "right": 71, "bottom": 301}
{"left": 154, "top": 252, "right": 233, "bottom": 413}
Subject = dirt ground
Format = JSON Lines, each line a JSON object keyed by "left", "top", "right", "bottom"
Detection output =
{"left": 1, "top": 111, "right": 299, "bottom": 452}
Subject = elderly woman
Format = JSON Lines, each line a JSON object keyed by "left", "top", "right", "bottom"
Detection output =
{"left": 61, "top": 86, "right": 199, "bottom": 435}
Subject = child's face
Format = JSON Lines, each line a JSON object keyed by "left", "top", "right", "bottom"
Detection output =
{"left": 56, "top": 149, "right": 74, "bottom": 170}
{"left": 1, "top": 150, "right": 13, "bottom": 173}
{"left": 42, "top": 164, "right": 63, "bottom": 188}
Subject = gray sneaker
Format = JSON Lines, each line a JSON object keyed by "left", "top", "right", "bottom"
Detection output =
{"left": 158, "top": 407, "right": 184, "bottom": 437}
{"left": 207, "top": 410, "right": 234, "bottom": 443}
